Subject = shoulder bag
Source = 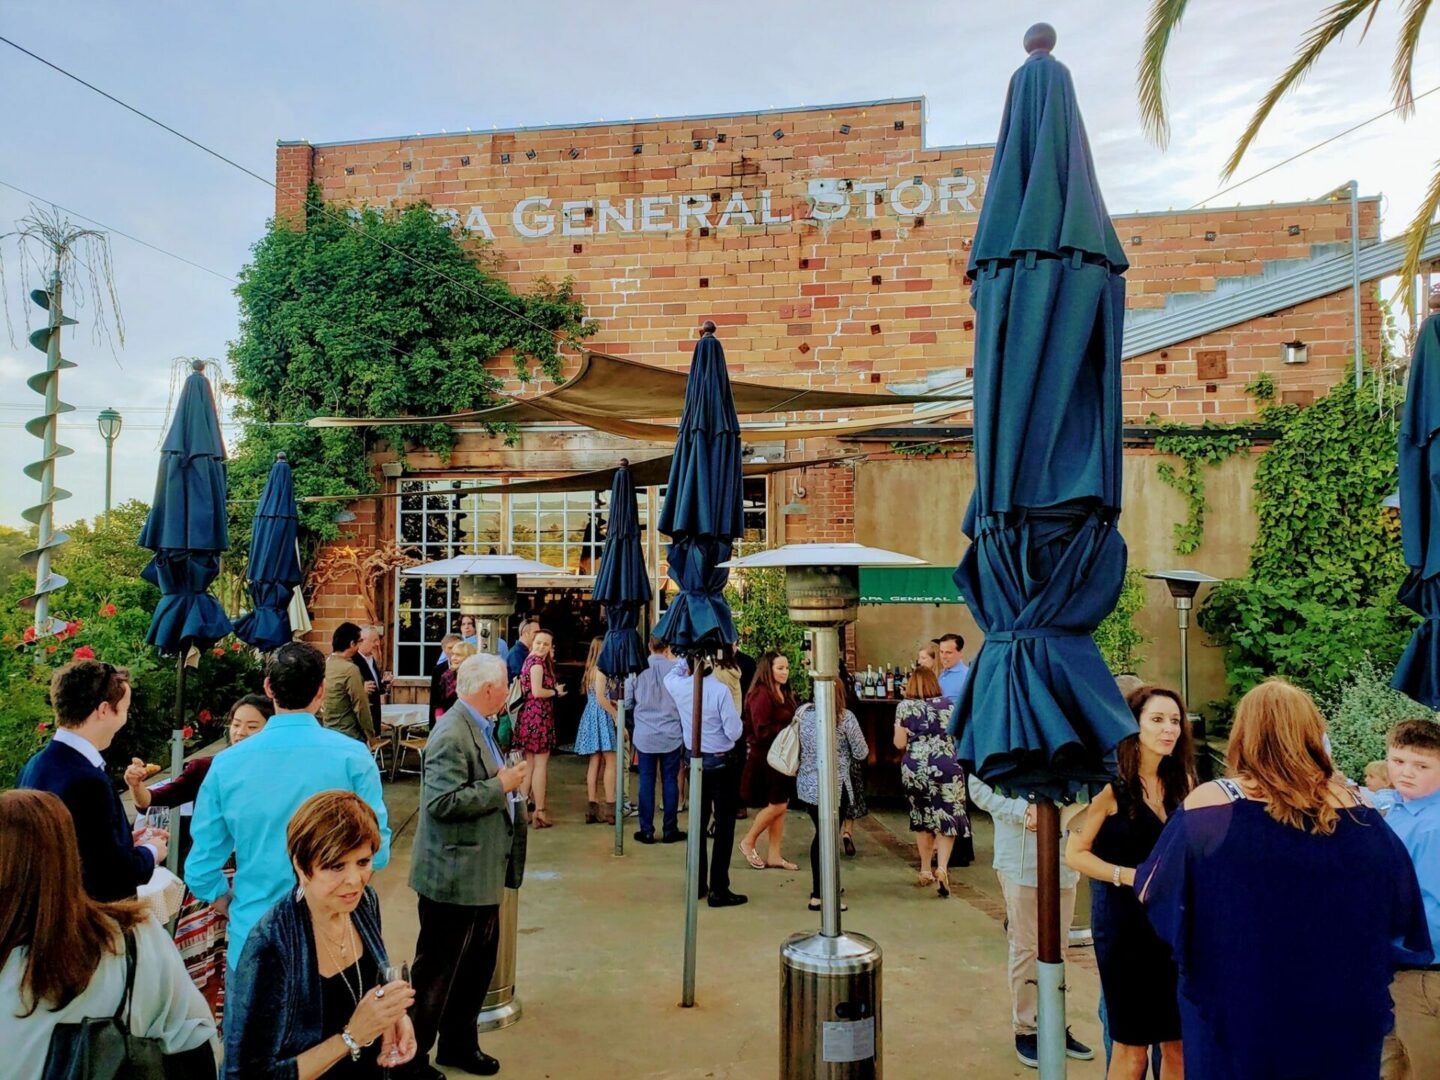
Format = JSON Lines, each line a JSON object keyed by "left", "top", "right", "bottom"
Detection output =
{"left": 766, "top": 703, "right": 803, "bottom": 777}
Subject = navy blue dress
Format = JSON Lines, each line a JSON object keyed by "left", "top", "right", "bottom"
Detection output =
{"left": 1091, "top": 782, "right": 1180, "bottom": 1046}
{"left": 1138, "top": 789, "right": 1432, "bottom": 1080}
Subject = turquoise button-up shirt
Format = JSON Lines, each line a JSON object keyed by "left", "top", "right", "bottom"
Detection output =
{"left": 185, "top": 711, "right": 391, "bottom": 970}
{"left": 1385, "top": 785, "right": 1440, "bottom": 961}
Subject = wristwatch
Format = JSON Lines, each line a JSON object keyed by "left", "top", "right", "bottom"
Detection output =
{"left": 341, "top": 1027, "right": 363, "bottom": 1061}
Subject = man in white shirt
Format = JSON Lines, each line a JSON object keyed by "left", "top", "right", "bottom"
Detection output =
{"left": 664, "top": 657, "right": 747, "bottom": 907}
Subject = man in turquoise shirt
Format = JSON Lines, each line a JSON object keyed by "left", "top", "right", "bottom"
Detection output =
{"left": 186, "top": 641, "right": 392, "bottom": 972}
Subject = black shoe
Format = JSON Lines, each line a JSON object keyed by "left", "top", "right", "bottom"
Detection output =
{"left": 435, "top": 1047, "right": 500, "bottom": 1076}
{"left": 1015, "top": 1033, "right": 1038, "bottom": 1068}
{"left": 707, "top": 890, "right": 748, "bottom": 908}
{"left": 1064, "top": 1029, "right": 1095, "bottom": 1061}
{"left": 842, "top": 835, "right": 856, "bottom": 857}
{"left": 633, "top": 831, "right": 656, "bottom": 844}
{"left": 662, "top": 830, "right": 687, "bottom": 843}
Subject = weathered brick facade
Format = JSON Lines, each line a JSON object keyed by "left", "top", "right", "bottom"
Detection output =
{"left": 273, "top": 98, "right": 1388, "bottom": 664}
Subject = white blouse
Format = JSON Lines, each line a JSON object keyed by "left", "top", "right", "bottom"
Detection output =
{"left": 1, "top": 914, "right": 217, "bottom": 1080}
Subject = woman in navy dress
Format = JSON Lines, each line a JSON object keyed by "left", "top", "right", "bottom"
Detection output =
{"left": 1138, "top": 680, "right": 1432, "bottom": 1080}
{"left": 1067, "top": 685, "right": 1194, "bottom": 1078}
{"left": 894, "top": 665, "right": 969, "bottom": 898}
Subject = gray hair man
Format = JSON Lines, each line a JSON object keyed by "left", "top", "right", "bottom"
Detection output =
{"left": 354, "top": 624, "right": 389, "bottom": 732}
{"left": 406, "top": 653, "right": 528, "bottom": 1079}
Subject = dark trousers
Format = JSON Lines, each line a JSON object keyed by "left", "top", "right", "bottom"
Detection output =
{"left": 803, "top": 795, "right": 847, "bottom": 901}
{"left": 637, "top": 746, "right": 683, "bottom": 838}
{"left": 410, "top": 896, "right": 500, "bottom": 1060}
{"left": 697, "top": 756, "right": 740, "bottom": 895}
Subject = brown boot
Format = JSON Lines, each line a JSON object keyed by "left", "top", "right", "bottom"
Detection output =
{"left": 600, "top": 801, "right": 616, "bottom": 824}
{"left": 585, "top": 801, "right": 601, "bottom": 824}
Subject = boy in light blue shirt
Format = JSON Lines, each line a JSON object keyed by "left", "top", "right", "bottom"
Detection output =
{"left": 1382, "top": 717, "right": 1440, "bottom": 1076}
{"left": 186, "top": 642, "right": 391, "bottom": 972}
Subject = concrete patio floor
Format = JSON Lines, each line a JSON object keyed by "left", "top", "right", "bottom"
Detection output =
{"left": 371, "top": 755, "right": 1103, "bottom": 1079}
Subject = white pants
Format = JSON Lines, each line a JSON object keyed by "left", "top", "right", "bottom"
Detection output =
{"left": 997, "top": 870, "right": 1077, "bottom": 1036}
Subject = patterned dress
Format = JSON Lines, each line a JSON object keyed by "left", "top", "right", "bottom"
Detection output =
{"left": 896, "top": 695, "right": 970, "bottom": 837}
{"left": 573, "top": 685, "right": 616, "bottom": 755}
{"left": 514, "top": 653, "right": 557, "bottom": 754}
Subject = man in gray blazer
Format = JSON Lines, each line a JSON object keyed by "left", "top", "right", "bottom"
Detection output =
{"left": 404, "top": 652, "right": 528, "bottom": 1079}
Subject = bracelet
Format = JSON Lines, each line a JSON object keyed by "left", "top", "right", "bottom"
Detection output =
{"left": 340, "top": 1028, "right": 363, "bottom": 1062}
{"left": 1111, "top": 864, "right": 1122, "bottom": 886}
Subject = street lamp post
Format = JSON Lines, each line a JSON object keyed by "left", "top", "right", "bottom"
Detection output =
{"left": 1143, "top": 570, "right": 1220, "bottom": 710}
{"left": 722, "top": 542, "right": 926, "bottom": 1080}
{"left": 96, "top": 408, "right": 123, "bottom": 528}
{"left": 402, "top": 553, "right": 569, "bottom": 1035}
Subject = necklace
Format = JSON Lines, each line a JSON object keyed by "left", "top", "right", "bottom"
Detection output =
{"left": 317, "top": 916, "right": 363, "bottom": 1007}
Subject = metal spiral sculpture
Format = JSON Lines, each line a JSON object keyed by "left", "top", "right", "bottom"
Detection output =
{"left": 20, "top": 275, "right": 77, "bottom": 630}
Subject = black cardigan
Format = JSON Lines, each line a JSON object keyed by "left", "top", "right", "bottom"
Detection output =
{"left": 223, "top": 886, "right": 390, "bottom": 1079}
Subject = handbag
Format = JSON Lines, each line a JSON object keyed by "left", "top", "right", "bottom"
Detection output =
{"left": 766, "top": 709, "right": 803, "bottom": 777}
{"left": 40, "top": 929, "right": 168, "bottom": 1080}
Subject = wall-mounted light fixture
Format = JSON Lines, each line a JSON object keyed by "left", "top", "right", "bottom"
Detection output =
{"left": 499, "top": 153, "right": 510, "bottom": 164}
{"left": 633, "top": 144, "right": 643, "bottom": 154}
{"left": 1288, "top": 225, "right": 1301, "bottom": 236}
{"left": 773, "top": 128, "right": 785, "bottom": 140}
{"left": 526, "top": 149, "right": 537, "bottom": 159}
{"left": 1283, "top": 340, "right": 1309, "bottom": 365}
{"left": 839, "top": 124, "right": 851, "bottom": 135}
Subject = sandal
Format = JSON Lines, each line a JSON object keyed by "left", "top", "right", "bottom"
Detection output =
{"left": 766, "top": 858, "right": 800, "bottom": 872}
{"left": 936, "top": 869, "right": 951, "bottom": 899}
{"left": 740, "top": 842, "right": 766, "bottom": 870}
{"left": 842, "top": 835, "right": 857, "bottom": 857}
{"left": 533, "top": 810, "right": 555, "bottom": 828}
{"left": 917, "top": 871, "right": 936, "bottom": 887}
{"left": 808, "top": 897, "right": 848, "bottom": 912}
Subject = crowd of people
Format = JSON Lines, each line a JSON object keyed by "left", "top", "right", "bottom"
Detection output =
{"left": 6, "top": 615, "right": 1439, "bottom": 1079}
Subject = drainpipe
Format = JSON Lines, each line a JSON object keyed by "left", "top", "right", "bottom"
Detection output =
{"left": 1348, "top": 179, "right": 1362, "bottom": 389}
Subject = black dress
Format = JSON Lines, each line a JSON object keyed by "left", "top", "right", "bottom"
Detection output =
{"left": 320, "top": 951, "right": 384, "bottom": 1078}
{"left": 1090, "top": 781, "right": 1182, "bottom": 1047}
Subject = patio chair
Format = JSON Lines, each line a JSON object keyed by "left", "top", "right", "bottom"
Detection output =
{"left": 392, "top": 729, "right": 428, "bottom": 782}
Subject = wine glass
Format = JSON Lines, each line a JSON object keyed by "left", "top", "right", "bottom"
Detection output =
{"left": 380, "top": 962, "right": 410, "bottom": 1072}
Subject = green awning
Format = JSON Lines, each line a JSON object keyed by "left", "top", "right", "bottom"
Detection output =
{"left": 859, "top": 566, "right": 965, "bottom": 605}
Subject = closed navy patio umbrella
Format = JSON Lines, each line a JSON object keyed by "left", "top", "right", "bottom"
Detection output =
{"left": 139, "top": 361, "right": 233, "bottom": 653}
{"left": 1393, "top": 305, "right": 1440, "bottom": 705}
{"left": 947, "top": 26, "right": 1136, "bottom": 1075}
{"left": 234, "top": 452, "right": 303, "bottom": 652}
{"left": 593, "top": 459, "right": 653, "bottom": 854}
{"left": 652, "top": 322, "right": 743, "bottom": 1007}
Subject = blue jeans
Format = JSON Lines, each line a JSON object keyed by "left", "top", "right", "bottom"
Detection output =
{"left": 636, "top": 746, "right": 683, "bottom": 837}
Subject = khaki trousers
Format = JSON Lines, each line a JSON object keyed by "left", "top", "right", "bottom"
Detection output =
{"left": 1383, "top": 969, "right": 1440, "bottom": 1080}
{"left": 997, "top": 870, "right": 1077, "bottom": 1036}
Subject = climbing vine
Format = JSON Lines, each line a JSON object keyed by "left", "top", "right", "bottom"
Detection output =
{"left": 1152, "top": 423, "right": 1252, "bottom": 555}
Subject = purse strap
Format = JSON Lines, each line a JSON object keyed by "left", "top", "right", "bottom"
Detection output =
{"left": 112, "top": 928, "right": 138, "bottom": 1027}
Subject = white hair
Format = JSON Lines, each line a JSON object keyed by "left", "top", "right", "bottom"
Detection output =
{"left": 456, "top": 652, "right": 507, "bottom": 697}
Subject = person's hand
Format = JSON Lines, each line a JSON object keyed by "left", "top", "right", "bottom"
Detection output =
{"left": 124, "top": 757, "right": 150, "bottom": 788}
{"left": 141, "top": 833, "right": 170, "bottom": 865}
{"left": 556, "top": 683, "right": 568, "bottom": 697}
{"left": 380, "top": 1015, "right": 417, "bottom": 1067}
{"left": 364, "top": 680, "right": 378, "bottom": 696}
{"left": 212, "top": 892, "right": 232, "bottom": 918}
{"left": 499, "top": 760, "right": 530, "bottom": 793}
{"left": 1023, "top": 805, "right": 1038, "bottom": 832}
{"left": 346, "top": 980, "right": 416, "bottom": 1047}
{"left": 1120, "top": 867, "right": 1137, "bottom": 888}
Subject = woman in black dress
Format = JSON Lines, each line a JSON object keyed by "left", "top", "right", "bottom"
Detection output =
{"left": 1066, "top": 685, "right": 1195, "bottom": 1079}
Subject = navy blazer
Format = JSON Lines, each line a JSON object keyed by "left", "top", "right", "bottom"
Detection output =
{"left": 224, "top": 886, "right": 390, "bottom": 1080}
{"left": 18, "top": 738, "right": 155, "bottom": 902}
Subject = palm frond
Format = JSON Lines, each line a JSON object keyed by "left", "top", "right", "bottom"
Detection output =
{"left": 1222, "top": 0, "right": 1383, "bottom": 179}
{"left": 1398, "top": 157, "right": 1440, "bottom": 329}
{"left": 1137, "top": 0, "right": 1193, "bottom": 148}
{"left": 1392, "top": 0, "right": 1434, "bottom": 114}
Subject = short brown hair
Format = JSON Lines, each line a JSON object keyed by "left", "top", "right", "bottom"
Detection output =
{"left": 287, "top": 791, "right": 381, "bottom": 877}
{"left": 51, "top": 660, "right": 130, "bottom": 727}
{"left": 903, "top": 666, "right": 942, "bottom": 700}
{"left": 1388, "top": 717, "right": 1440, "bottom": 756}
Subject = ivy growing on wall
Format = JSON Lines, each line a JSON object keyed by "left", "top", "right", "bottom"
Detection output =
{"left": 1094, "top": 567, "right": 1149, "bottom": 673}
{"left": 1153, "top": 423, "right": 1253, "bottom": 555}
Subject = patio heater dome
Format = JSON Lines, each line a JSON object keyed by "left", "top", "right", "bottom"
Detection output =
{"left": 720, "top": 543, "right": 926, "bottom": 626}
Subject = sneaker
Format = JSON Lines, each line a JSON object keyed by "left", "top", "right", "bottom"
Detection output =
{"left": 623, "top": 801, "right": 639, "bottom": 818}
{"left": 1015, "top": 1033, "right": 1038, "bottom": 1068}
{"left": 1064, "top": 1030, "right": 1094, "bottom": 1061}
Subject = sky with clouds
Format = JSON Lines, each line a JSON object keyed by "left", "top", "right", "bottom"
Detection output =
{"left": 2, "top": 0, "right": 1437, "bottom": 530}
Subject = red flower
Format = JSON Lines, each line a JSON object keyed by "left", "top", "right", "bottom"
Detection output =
{"left": 198, "top": 709, "right": 213, "bottom": 723}
{"left": 100, "top": 603, "right": 117, "bottom": 618}
{"left": 65, "top": 620, "right": 80, "bottom": 634}
{"left": 54, "top": 629, "right": 69, "bottom": 642}
{"left": 74, "top": 645, "right": 96, "bottom": 659}
{"left": 23, "top": 626, "right": 36, "bottom": 643}
{"left": 36, "top": 722, "right": 48, "bottom": 733}
{"left": 230, "top": 641, "right": 243, "bottom": 652}
{"left": 211, "top": 647, "right": 224, "bottom": 658}
{"left": 183, "top": 725, "right": 195, "bottom": 740}
{"left": 45, "top": 644, "right": 57, "bottom": 654}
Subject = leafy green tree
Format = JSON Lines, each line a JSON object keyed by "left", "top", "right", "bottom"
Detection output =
{"left": 1139, "top": 0, "right": 1439, "bottom": 324}
{"left": 727, "top": 567, "right": 813, "bottom": 700}
{"left": 0, "top": 524, "right": 31, "bottom": 597}
{"left": 227, "top": 191, "right": 593, "bottom": 541}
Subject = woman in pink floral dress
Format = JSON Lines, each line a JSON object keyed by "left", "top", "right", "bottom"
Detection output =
{"left": 515, "top": 629, "right": 565, "bottom": 827}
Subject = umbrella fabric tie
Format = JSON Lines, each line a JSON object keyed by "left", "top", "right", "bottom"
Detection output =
{"left": 985, "top": 628, "right": 1082, "bottom": 642}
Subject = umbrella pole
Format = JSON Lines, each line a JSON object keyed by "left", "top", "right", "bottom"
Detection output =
{"left": 167, "top": 652, "right": 187, "bottom": 877}
{"left": 1035, "top": 797, "right": 1067, "bottom": 1078}
{"left": 681, "top": 657, "right": 704, "bottom": 1007}
{"left": 614, "top": 697, "right": 626, "bottom": 857}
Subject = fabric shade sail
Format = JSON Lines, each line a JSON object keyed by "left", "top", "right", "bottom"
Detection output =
{"left": 1393, "top": 311, "right": 1440, "bottom": 706}
{"left": 948, "top": 43, "right": 1137, "bottom": 802}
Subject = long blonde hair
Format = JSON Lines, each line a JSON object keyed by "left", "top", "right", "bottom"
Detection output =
{"left": 1227, "top": 679, "right": 1343, "bottom": 835}
{"left": 582, "top": 636, "right": 605, "bottom": 692}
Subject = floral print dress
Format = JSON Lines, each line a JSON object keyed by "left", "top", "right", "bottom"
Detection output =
{"left": 514, "top": 653, "right": 557, "bottom": 754}
{"left": 896, "top": 695, "right": 970, "bottom": 837}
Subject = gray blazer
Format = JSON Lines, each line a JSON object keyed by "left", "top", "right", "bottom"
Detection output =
{"left": 410, "top": 701, "right": 527, "bottom": 907}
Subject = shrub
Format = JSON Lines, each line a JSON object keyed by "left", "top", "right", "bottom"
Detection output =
{"left": 1095, "top": 568, "right": 1149, "bottom": 674}
{"left": 1323, "top": 658, "right": 1434, "bottom": 781}
{"left": 726, "top": 566, "right": 812, "bottom": 700}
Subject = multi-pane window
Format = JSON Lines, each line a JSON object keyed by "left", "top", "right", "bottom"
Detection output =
{"left": 392, "top": 476, "right": 766, "bottom": 677}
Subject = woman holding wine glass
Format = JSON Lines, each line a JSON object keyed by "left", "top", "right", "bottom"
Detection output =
{"left": 224, "top": 790, "right": 416, "bottom": 1079}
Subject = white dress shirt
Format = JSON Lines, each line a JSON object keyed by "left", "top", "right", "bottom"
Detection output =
{"left": 663, "top": 661, "right": 743, "bottom": 754}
